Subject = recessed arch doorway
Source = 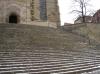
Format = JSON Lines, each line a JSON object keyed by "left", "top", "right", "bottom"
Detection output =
{"left": 8, "top": 13, "right": 20, "bottom": 23}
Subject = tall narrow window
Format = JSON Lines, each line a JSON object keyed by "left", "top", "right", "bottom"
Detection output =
{"left": 30, "top": 0, "right": 34, "bottom": 21}
{"left": 40, "top": 0, "right": 47, "bottom": 20}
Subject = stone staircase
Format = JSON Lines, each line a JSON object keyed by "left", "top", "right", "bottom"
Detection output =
{"left": 0, "top": 23, "right": 100, "bottom": 74}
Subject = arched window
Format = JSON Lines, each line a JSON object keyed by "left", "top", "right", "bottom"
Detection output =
{"left": 40, "top": 0, "right": 47, "bottom": 20}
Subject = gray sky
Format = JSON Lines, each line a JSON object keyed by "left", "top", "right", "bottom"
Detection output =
{"left": 58, "top": 0, "right": 100, "bottom": 25}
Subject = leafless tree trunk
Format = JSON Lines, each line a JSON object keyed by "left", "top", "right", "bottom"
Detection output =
{"left": 71, "top": 0, "right": 91, "bottom": 23}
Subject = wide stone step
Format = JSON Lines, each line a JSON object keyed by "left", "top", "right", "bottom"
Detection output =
{"left": 0, "top": 51, "right": 98, "bottom": 57}
{"left": 0, "top": 61, "right": 98, "bottom": 72}
{"left": 0, "top": 23, "right": 100, "bottom": 74}
{"left": 0, "top": 57, "right": 97, "bottom": 63}
{"left": 0, "top": 55, "right": 100, "bottom": 73}
{"left": 54, "top": 67, "right": 99, "bottom": 74}
{"left": 0, "top": 64, "right": 98, "bottom": 74}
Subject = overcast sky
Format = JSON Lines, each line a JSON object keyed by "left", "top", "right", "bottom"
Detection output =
{"left": 58, "top": 0, "right": 100, "bottom": 25}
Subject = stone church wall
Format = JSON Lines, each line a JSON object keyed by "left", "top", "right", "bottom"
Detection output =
{"left": 0, "top": 0, "right": 60, "bottom": 28}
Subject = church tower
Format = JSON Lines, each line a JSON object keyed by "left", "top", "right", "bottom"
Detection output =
{"left": 0, "top": 0, "right": 60, "bottom": 28}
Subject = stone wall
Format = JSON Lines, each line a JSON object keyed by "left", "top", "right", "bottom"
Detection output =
{"left": 0, "top": 0, "right": 60, "bottom": 28}
{"left": 70, "top": 23, "right": 100, "bottom": 43}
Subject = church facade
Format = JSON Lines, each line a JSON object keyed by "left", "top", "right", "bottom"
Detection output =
{"left": 0, "top": 0, "right": 60, "bottom": 28}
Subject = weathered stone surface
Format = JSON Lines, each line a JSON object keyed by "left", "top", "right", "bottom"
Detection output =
{"left": 0, "top": 23, "right": 100, "bottom": 74}
{"left": 0, "top": 0, "right": 60, "bottom": 28}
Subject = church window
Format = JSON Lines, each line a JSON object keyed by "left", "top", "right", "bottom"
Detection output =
{"left": 40, "top": 0, "right": 47, "bottom": 20}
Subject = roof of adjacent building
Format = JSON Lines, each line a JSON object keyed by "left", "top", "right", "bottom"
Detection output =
{"left": 74, "top": 16, "right": 92, "bottom": 23}
{"left": 93, "top": 9, "right": 100, "bottom": 17}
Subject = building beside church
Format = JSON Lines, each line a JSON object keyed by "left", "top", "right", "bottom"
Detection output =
{"left": 0, "top": 0, "right": 60, "bottom": 28}
{"left": 92, "top": 9, "right": 100, "bottom": 23}
{"left": 74, "top": 16, "right": 92, "bottom": 24}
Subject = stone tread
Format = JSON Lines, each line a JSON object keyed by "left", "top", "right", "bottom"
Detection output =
{"left": 0, "top": 24, "right": 100, "bottom": 74}
{"left": 0, "top": 51, "right": 100, "bottom": 74}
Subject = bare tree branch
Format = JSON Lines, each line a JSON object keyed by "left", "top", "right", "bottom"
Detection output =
{"left": 71, "top": 0, "right": 91, "bottom": 23}
{"left": 71, "top": 10, "right": 82, "bottom": 13}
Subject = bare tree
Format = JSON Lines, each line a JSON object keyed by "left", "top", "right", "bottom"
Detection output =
{"left": 71, "top": 0, "right": 91, "bottom": 23}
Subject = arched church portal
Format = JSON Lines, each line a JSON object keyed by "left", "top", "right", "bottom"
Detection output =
{"left": 8, "top": 13, "right": 20, "bottom": 23}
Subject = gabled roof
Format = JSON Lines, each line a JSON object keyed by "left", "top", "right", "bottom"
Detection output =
{"left": 75, "top": 16, "right": 92, "bottom": 23}
{"left": 93, "top": 9, "right": 100, "bottom": 17}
